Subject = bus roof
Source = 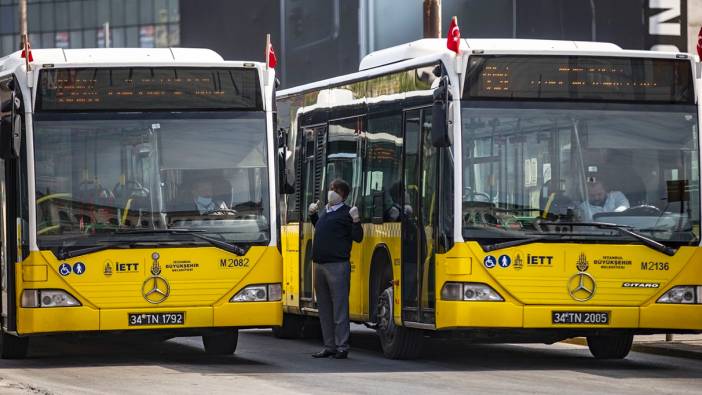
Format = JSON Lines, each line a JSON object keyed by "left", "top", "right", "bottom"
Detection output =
{"left": 0, "top": 47, "right": 264, "bottom": 71}
{"left": 359, "top": 38, "right": 690, "bottom": 71}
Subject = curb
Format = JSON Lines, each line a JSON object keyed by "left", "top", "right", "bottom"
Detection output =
{"left": 562, "top": 337, "right": 702, "bottom": 360}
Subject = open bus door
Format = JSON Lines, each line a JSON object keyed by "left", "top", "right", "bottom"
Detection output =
{"left": 401, "top": 108, "right": 437, "bottom": 326}
{"left": 0, "top": 75, "right": 28, "bottom": 358}
{"left": 299, "top": 125, "right": 327, "bottom": 313}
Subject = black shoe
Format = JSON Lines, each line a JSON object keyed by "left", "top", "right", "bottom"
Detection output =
{"left": 312, "top": 349, "right": 335, "bottom": 358}
{"left": 333, "top": 351, "right": 348, "bottom": 359}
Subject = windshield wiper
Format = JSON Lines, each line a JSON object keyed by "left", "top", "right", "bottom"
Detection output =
{"left": 56, "top": 241, "right": 132, "bottom": 260}
{"left": 537, "top": 221, "right": 676, "bottom": 256}
{"left": 113, "top": 228, "right": 248, "bottom": 256}
{"left": 483, "top": 236, "right": 546, "bottom": 252}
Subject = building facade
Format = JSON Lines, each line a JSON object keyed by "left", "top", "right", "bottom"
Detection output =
{"left": 0, "top": 0, "right": 179, "bottom": 55}
{"left": 0, "top": 0, "right": 698, "bottom": 88}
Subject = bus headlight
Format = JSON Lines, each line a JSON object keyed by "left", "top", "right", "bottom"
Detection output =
{"left": 21, "top": 289, "right": 81, "bottom": 308}
{"left": 230, "top": 284, "right": 282, "bottom": 302}
{"left": 441, "top": 282, "right": 504, "bottom": 301}
{"left": 656, "top": 286, "right": 702, "bottom": 304}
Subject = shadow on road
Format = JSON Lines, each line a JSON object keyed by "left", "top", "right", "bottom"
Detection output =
{"left": 0, "top": 327, "right": 698, "bottom": 381}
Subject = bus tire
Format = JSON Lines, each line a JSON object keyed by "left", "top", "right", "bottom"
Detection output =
{"left": 586, "top": 333, "right": 633, "bottom": 359}
{"left": 202, "top": 330, "right": 239, "bottom": 355}
{"left": 272, "top": 313, "right": 305, "bottom": 339}
{"left": 0, "top": 331, "right": 28, "bottom": 359}
{"left": 376, "top": 286, "right": 424, "bottom": 360}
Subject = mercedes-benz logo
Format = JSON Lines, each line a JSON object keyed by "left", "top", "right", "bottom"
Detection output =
{"left": 567, "top": 272, "right": 596, "bottom": 302}
{"left": 142, "top": 251, "right": 169, "bottom": 304}
{"left": 142, "top": 275, "right": 170, "bottom": 304}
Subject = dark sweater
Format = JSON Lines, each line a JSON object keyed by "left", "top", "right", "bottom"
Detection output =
{"left": 311, "top": 204, "right": 364, "bottom": 263}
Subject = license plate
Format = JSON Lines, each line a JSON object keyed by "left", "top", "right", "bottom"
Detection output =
{"left": 552, "top": 311, "right": 609, "bottom": 325}
{"left": 128, "top": 312, "right": 185, "bottom": 326}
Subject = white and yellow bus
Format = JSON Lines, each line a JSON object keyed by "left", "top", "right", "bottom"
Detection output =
{"left": 277, "top": 38, "right": 702, "bottom": 359}
{"left": 0, "top": 47, "right": 282, "bottom": 358}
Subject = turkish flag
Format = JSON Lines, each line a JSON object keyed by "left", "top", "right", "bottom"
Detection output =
{"left": 697, "top": 26, "right": 702, "bottom": 59}
{"left": 20, "top": 40, "right": 33, "bottom": 62}
{"left": 447, "top": 16, "right": 461, "bottom": 54}
{"left": 268, "top": 44, "right": 277, "bottom": 69}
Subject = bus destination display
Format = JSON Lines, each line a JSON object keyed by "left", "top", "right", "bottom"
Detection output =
{"left": 464, "top": 55, "right": 693, "bottom": 103}
{"left": 37, "top": 67, "right": 262, "bottom": 111}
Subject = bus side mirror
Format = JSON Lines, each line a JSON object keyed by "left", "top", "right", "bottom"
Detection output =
{"left": 431, "top": 78, "right": 451, "bottom": 147}
{"left": 0, "top": 114, "right": 21, "bottom": 159}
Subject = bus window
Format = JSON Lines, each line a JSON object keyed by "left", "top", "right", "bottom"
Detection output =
{"left": 327, "top": 118, "right": 363, "bottom": 206}
{"left": 364, "top": 113, "right": 403, "bottom": 222}
{"left": 34, "top": 114, "right": 271, "bottom": 245}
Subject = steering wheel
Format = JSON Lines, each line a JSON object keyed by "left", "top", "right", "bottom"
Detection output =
{"left": 624, "top": 205, "right": 662, "bottom": 216}
{"left": 202, "top": 208, "right": 239, "bottom": 216}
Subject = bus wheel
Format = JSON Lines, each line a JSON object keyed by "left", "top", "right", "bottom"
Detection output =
{"left": 586, "top": 334, "right": 633, "bottom": 359}
{"left": 0, "top": 331, "right": 28, "bottom": 359}
{"left": 376, "top": 286, "right": 423, "bottom": 360}
{"left": 202, "top": 330, "right": 239, "bottom": 355}
{"left": 273, "top": 313, "right": 305, "bottom": 339}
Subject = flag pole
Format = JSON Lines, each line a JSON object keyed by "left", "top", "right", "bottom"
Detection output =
{"left": 265, "top": 33, "right": 271, "bottom": 69}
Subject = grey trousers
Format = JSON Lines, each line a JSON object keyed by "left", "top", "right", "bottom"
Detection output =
{"left": 314, "top": 261, "right": 351, "bottom": 352}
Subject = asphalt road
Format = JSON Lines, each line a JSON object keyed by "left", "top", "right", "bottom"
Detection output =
{"left": 0, "top": 325, "right": 700, "bottom": 395}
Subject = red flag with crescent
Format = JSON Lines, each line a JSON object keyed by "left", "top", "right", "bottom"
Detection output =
{"left": 266, "top": 34, "right": 277, "bottom": 69}
{"left": 20, "top": 38, "right": 33, "bottom": 62}
{"left": 697, "top": 26, "right": 702, "bottom": 59}
{"left": 268, "top": 44, "right": 277, "bottom": 69}
{"left": 447, "top": 16, "right": 461, "bottom": 54}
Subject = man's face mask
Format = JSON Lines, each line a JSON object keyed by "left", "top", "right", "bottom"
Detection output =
{"left": 327, "top": 190, "right": 343, "bottom": 206}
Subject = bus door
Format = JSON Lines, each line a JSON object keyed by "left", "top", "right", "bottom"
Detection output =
{"left": 401, "top": 108, "right": 436, "bottom": 325}
{"left": 0, "top": 76, "right": 20, "bottom": 333}
{"left": 299, "top": 124, "right": 327, "bottom": 311}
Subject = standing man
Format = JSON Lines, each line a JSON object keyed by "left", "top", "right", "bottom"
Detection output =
{"left": 308, "top": 178, "right": 363, "bottom": 359}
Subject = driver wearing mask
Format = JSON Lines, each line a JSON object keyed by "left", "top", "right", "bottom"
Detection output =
{"left": 579, "top": 180, "right": 629, "bottom": 220}
{"left": 192, "top": 179, "right": 229, "bottom": 215}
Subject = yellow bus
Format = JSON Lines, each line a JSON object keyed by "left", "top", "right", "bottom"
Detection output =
{"left": 0, "top": 47, "right": 282, "bottom": 358}
{"left": 276, "top": 39, "right": 702, "bottom": 359}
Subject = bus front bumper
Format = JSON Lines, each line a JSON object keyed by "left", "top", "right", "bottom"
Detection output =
{"left": 16, "top": 301, "right": 282, "bottom": 335}
{"left": 435, "top": 300, "right": 702, "bottom": 331}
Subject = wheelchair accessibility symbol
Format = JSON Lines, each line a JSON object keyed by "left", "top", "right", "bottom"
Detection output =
{"left": 58, "top": 263, "right": 71, "bottom": 276}
{"left": 483, "top": 255, "right": 497, "bottom": 269}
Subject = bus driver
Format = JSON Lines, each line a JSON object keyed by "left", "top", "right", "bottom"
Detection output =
{"left": 192, "top": 178, "right": 230, "bottom": 215}
{"left": 579, "top": 180, "right": 630, "bottom": 220}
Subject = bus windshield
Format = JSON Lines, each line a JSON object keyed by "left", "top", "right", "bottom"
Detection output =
{"left": 461, "top": 105, "right": 700, "bottom": 246}
{"left": 34, "top": 112, "right": 270, "bottom": 248}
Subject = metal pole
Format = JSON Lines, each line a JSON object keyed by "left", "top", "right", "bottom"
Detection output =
{"left": 423, "top": 0, "right": 441, "bottom": 38}
{"left": 104, "top": 22, "right": 110, "bottom": 48}
{"left": 19, "top": 0, "right": 27, "bottom": 45}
